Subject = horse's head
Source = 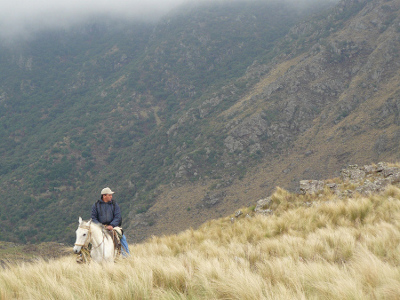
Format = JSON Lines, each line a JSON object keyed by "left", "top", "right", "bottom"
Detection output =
{"left": 73, "top": 217, "right": 92, "bottom": 254}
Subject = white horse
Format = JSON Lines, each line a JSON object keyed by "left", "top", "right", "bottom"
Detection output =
{"left": 73, "top": 217, "right": 117, "bottom": 263}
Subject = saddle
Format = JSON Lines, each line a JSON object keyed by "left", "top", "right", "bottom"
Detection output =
{"left": 113, "top": 226, "right": 123, "bottom": 239}
{"left": 111, "top": 226, "right": 123, "bottom": 256}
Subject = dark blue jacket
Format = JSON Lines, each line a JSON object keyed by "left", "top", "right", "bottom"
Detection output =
{"left": 91, "top": 199, "right": 122, "bottom": 227}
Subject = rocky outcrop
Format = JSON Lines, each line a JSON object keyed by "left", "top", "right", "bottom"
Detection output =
{"left": 224, "top": 113, "right": 268, "bottom": 154}
{"left": 299, "top": 162, "right": 400, "bottom": 196}
{"left": 299, "top": 180, "right": 325, "bottom": 195}
{"left": 198, "top": 191, "right": 226, "bottom": 208}
{"left": 255, "top": 162, "right": 400, "bottom": 216}
{"left": 254, "top": 198, "right": 273, "bottom": 216}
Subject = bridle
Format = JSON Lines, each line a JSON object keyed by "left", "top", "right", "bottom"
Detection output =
{"left": 74, "top": 224, "right": 91, "bottom": 248}
{"left": 74, "top": 223, "right": 107, "bottom": 256}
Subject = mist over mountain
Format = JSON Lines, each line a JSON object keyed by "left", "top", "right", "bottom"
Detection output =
{"left": 0, "top": 0, "right": 185, "bottom": 41}
{"left": 2, "top": 0, "right": 399, "bottom": 245}
{"left": 0, "top": 0, "right": 335, "bottom": 41}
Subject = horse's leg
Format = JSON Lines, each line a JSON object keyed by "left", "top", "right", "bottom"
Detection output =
{"left": 106, "top": 242, "right": 116, "bottom": 262}
{"left": 90, "top": 248, "right": 101, "bottom": 263}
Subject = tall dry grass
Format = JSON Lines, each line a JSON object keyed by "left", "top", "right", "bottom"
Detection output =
{"left": 2, "top": 185, "right": 400, "bottom": 299}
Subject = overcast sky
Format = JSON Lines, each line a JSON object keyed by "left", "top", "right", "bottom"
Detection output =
{"left": 0, "top": 0, "right": 337, "bottom": 41}
{"left": 0, "top": 0, "right": 189, "bottom": 40}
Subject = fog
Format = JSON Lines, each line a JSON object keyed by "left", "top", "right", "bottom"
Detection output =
{"left": 0, "top": 0, "right": 337, "bottom": 41}
{"left": 0, "top": 0, "right": 188, "bottom": 40}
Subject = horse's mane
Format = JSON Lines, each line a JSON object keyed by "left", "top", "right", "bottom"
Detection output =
{"left": 81, "top": 220, "right": 112, "bottom": 238}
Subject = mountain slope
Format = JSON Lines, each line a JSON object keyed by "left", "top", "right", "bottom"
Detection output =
{"left": 128, "top": 0, "right": 400, "bottom": 241}
{"left": 0, "top": 0, "right": 336, "bottom": 244}
{"left": 2, "top": 0, "right": 400, "bottom": 245}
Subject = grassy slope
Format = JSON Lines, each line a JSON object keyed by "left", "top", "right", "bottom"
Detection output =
{"left": 2, "top": 176, "right": 400, "bottom": 299}
{"left": 0, "top": 242, "right": 70, "bottom": 266}
{"left": 130, "top": 0, "right": 400, "bottom": 242}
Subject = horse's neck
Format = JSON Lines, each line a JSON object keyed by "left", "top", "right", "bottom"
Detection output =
{"left": 90, "top": 224, "right": 106, "bottom": 247}
{"left": 89, "top": 224, "right": 115, "bottom": 262}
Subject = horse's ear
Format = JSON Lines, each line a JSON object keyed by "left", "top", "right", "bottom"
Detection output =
{"left": 87, "top": 218, "right": 92, "bottom": 226}
{"left": 79, "top": 216, "right": 82, "bottom": 224}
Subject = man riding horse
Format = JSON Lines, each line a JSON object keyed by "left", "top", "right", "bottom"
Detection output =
{"left": 91, "top": 187, "right": 130, "bottom": 257}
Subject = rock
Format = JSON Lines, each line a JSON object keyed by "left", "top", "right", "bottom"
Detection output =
{"left": 235, "top": 210, "right": 243, "bottom": 217}
{"left": 254, "top": 197, "right": 273, "bottom": 215}
{"left": 363, "top": 164, "right": 378, "bottom": 174}
{"left": 224, "top": 113, "right": 268, "bottom": 153}
{"left": 224, "top": 135, "right": 244, "bottom": 152}
{"left": 326, "top": 183, "right": 338, "bottom": 191}
{"left": 199, "top": 191, "right": 226, "bottom": 208}
{"left": 340, "top": 164, "right": 366, "bottom": 183}
{"left": 299, "top": 180, "right": 324, "bottom": 195}
{"left": 253, "top": 163, "right": 400, "bottom": 218}
{"left": 301, "top": 163, "right": 400, "bottom": 196}
{"left": 383, "top": 167, "right": 398, "bottom": 178}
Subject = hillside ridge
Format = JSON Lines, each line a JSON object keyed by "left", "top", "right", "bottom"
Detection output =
{"left": 0, "top": 0, "right": 400, "bottom": 245}
{"left": 126, "top": 0, "right": 400, "bottom": 242}
{"left": 2, "top": 161, "right": 399, "bottom": 266}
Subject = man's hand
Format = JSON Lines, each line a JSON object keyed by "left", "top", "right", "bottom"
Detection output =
{"left": 106, "top": 225, "right": 113, "bottom": 231}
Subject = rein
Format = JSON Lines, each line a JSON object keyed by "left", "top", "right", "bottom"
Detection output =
{"left": 74, "top": 224, "right": 108, "bottom": 258}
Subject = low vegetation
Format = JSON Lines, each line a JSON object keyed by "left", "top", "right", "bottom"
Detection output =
{"left": 0, "top": 0, "right": 340, "bottom": 244}
{"left": 2, "top": 183, "right": 400, "bottom": 299}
